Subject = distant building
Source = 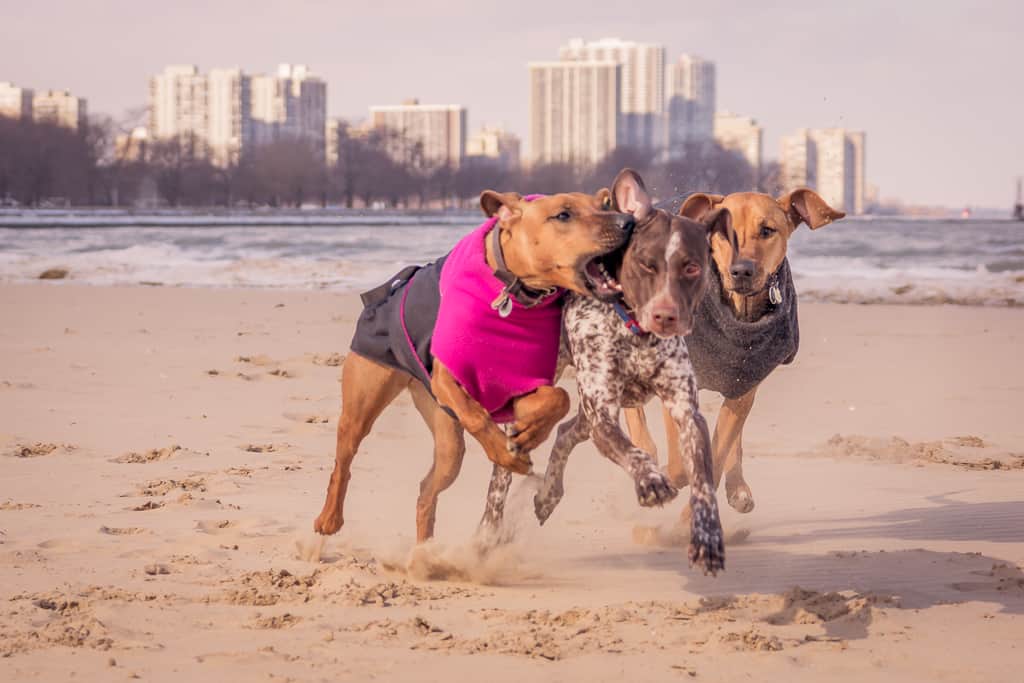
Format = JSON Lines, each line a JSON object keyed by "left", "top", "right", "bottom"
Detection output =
{"left": 0, "top": 81, "right": 33, "bottom": 119}
{"left": 780, "top": 127, "right": 866, "bottom": 214}
{"left": 149, "top": 63, "right": 326, "bottom": 166}
{"left": 325, "top": 117, "right": 343, "bottom": 167}
{"left": 528, "top": 60, "right": 620, "bottom": 166}
{"left": 714, "top": 112, "right": 762, "bottom": 183}
{"left": 207, "top": 68, "right": 251, "bottom": 167}
{"left": 114, "top": 126, "right": 150, "bottom": 162}
{"left": 369, "top": 100, "right": 467, "bottom": 169}
{"left": 465, "top": 125, "right": 521, "bottom": 170}
{"left": 252, "top": 64, "right": 327, "bottom": 159}
{"left": 560, "top": 38, "right": 664, "bottom": 151}
{"left": 32, "top": 89, "right": 87, "bottom": 131}
{"left": 149, "top": 65, "right": 210, "bottom": 154}
{"left": 667, "top": 55, "right": 715, "bottom": 151}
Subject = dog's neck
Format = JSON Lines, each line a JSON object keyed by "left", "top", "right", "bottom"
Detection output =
{"left": 723, "top": 288, "right": 770, "bottom": 323}
{"left": 485, "top": 225, "right": 547, "bottom": 289}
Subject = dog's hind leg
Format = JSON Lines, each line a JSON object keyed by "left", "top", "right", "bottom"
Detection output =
{"left": 534, "top": 412, "right": 591, "bottom": 524}
{"left": 314, "top": 353, "right": 408, "bottom": 536}
{"left": 409, "top": 382, "right": 466, "bottom": 542}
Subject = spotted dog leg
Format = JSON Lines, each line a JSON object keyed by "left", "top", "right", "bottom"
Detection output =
{"left": 534, "top": 413, "right": 590, "bottom": 524}
{"left": 477, "top": 462, "right": 514, "bottom": 544}
{"left": 661, "top": 378, "right": 725, "bottom": 576}
{"left": 585, "top": 399, "right": 679, "bottom": 511}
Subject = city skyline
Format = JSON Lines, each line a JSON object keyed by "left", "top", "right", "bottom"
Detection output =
{"left": 1, "top": 1, "right": 1021, "bottom": 207}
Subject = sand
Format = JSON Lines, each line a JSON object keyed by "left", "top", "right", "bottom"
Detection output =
{"left": 1, "top": 283, "right": 1022, "bottom": 682}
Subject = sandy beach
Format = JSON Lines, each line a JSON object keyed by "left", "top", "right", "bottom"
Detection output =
{"left": 1, "top": 283, "right": 1022, "bottom": 682}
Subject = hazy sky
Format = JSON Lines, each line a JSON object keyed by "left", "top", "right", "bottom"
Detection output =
{"left": 3, "top": 0, "right": 1022, "bottom": 208}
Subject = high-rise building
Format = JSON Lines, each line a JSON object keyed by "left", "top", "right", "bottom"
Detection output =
{"left": 32, "top": 90, "right": 87, "bottom": 131}
{"left": 559, "top": 38, "right": 664, "bottom": 150}
{"left": 149, "top": 65, "right": 209, "bottom": 154}
{"left": 207, "top": 68, "right": 251, "bottom": 167}
{"left": 667, "top": 55, "right": 716, "bottom": 151}
{"left": 369, "top": 100, "right": 467, "bottom": 169}
{"left": 149, "top": 63, "right": 326, "bottom": 166}
{"left": 528, "top": 60, "right": 620, "bottom": 167}
{"left": 465, "top": 125, "right": 521, "bottom": 170}
{"left": 251, "top": 64, "right": 327, "bottom": 159}
{"left": 325, "top": 118, "right": 343, "bottom": 167}
{"left": 0, "top": 82, "right": 33, "bottom": 119}
{"left": 779, "top": 127, "right": 867, "bottom": 214}
{"left": 714, "top": 112, "right": 762, "bottom": 182}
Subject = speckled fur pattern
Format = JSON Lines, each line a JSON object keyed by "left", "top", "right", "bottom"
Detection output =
{"left": 483, "top": 293, "right": 725, "bottom": 575}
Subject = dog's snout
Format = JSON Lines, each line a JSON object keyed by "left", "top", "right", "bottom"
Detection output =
{"left": 651, "top": 307, "right": 678, "bottom": 327}
{"left": 730, "top": 259, "right": 756, "bottom": 280}
{"left": 616, "top": 214, "right": 636, "bottom": 232}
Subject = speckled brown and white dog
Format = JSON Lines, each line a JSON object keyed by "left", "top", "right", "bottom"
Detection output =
{"left": 481, "top": 169, "right": 732, "bottom": 574}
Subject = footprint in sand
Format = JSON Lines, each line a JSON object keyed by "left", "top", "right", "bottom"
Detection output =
{"left": 128, "top": 501, "right": 164, "bottom": 512}
{"left": 240, "top": 443, "right": 289, "bottom": 453}
{"left": 99, "top": 526, "right": 149, "bottom": 536}
{"left": 5, "top": 442, "right": 74, "bottom": 458}
{"left": 310, "top": 352, "right": 345, "bottom": 367}
{"left": 195, "top": 519, "right": 238, "bottom": 534}
{"left": 111, "top": 444, "right": 205, "bottom": 464}
{"left": 1, "top": 501, "right": 42, "bottom": 510}
{"left": 282, "top": 412, "right": 330, "bottom": 425}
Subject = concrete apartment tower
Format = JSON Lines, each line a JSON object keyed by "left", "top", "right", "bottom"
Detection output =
{"left": 559, "top": 38, "right": 665, "bottom": 151}
{"left": 149, "top": 65, "right": 210, "bottom": 155}
{"left": 207, "top": 68, "right": 251, "bottom": 167}
{"left": 0, "top": 82, "right": 34, "bottom": 119}
{"left": 465, "top": 125, "right": 521, "bottom": 170}
{"left": 714, "top": 112, "right": 763, "bottom": 184}
{"left": 780, "top": 128, "right": 867, "bottom": 214}
{"left": 369, "top": 100, "right": 467, "bottom": 169}
{"left": 31, "top": 90, "right": 88, "bottom": 131}
{"left": 251, "top": 64, "right": 327, "bottom": 160}
{"left": 667, "top": 55, "right": 716, "bottom": 150}
{"left": 528, "top": 60, "right": 620, "bottom": 167}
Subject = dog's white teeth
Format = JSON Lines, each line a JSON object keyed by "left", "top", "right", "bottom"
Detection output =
{"left": 613, "top": 283, "right": 623, "bottom": 291}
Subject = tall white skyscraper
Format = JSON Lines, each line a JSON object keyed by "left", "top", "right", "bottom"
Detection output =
{"left": 149, "top": 65, "right": 209, "bottom": 153}
{"left": 528, "top": 60, "right": 620, "bottom": 166}
{"left": 780, "top": 128, "right": 867, "bottom": 214}
{"left": 0, "top": 82, "right": 34, "bottom": 119}
{"left": 667, "top": 55, "right": 716, "bottom": 150}
{"left": 559, "top": 38, "right": 664, "bottom": 150}
{"left": 714, "top": 112, "right": 763, "bottom": 182}
{"left": 251, "top": 64, "right": 327, "bottom": 160}
{"left": 369, "top": 100, "right": 467, "bottom": 168}
{"left": 207, "top": 68, "right": 251, "bottom": 167}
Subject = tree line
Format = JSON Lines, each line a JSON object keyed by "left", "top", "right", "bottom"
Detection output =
{"left": 0, "top": 115, "right": 780, "bottom": 209}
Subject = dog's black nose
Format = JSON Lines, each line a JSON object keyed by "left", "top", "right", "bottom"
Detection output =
{"left": 730, "top": 260, "right": 756, "bottom": 280}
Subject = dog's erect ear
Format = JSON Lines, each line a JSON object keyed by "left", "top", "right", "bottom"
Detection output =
{"left": 777, "top": 188, "right": 845, "bottom": 230}
{"left": 679, "top": 192, "right": 725, "bottom": 222}
{"left": 480, "top": 191, "right": 524, "bottom": 222}
{"left": 703, "top": 207, "right": 734, "bottom": 247}
{"left": 610, "top": 168, "right": 652, "bottom": 221}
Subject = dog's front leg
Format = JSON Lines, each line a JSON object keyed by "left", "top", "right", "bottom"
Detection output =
{"left": 534, "top": 412, "right": 590, "bottom": 524}
{"left": 431, "top": 361, "right": 532, "bottom": 474}
{"left": 661, "top": 379, "right": 725, "bottom": 575}
{"left": 713, "top": 387, "right": 757, "bottom": 513}
{"left": 585, "top": 398, "right": 678, "bottom": 509}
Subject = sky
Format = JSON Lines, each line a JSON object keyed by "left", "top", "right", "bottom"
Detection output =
{"left": 2, "top": 0, "right": 1022, "bottom": 208}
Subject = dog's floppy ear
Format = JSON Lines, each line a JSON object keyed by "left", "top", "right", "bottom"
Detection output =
{"left": 777, "top": 188, "right": 845, "bottom": 230}
{"left": 610, "top": 168, "right": 652, "bottom": 221}
{"left": 703, "top": 207, "right": 734, "bottom": 247}
{"left": 480, "top": 190, "right": 524, "bottom": 222}
{"left": 679, "top": 192, "right": 725, "bottom": 221}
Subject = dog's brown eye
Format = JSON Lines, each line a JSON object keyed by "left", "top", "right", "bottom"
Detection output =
{"left": 759, "top": 225, "right": 776, "bottom": 239}
{"left": 683, "top": 263, "right": 701, "bottom": 278}
{"left": 601, "top": 196, "right": 612, "bottom": 210}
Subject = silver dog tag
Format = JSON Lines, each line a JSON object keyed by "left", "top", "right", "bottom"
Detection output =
{"left": 769, "top": 283, "right": 783, "bottom": 305}
{"left": 491, "top": 292, "right": 513, "bottom": 318}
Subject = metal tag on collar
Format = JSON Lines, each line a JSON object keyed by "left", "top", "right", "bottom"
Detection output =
{"left": 769, "top": 282, "right": 783, "bottom": 305}
{"left": 490, "top": 291, "right": 513, "bottom": 318}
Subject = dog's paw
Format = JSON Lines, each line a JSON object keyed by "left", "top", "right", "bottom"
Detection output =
{"left": 726, "top": 482, "right": 755, "bottom": 514}
{"left": 687, "top": 491, "right": 725, "bottom": 576}
{"left": 313, "top": 511, "right": 343, "bottom": 536}
{"left": 533, "top": 483, "right": 564, "bottom": 525}
{"left": 634, "top": 467, "right": 678, "bottom": 508}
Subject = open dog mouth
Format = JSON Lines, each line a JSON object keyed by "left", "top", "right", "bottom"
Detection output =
{"left": 580, "top": 245, "right": 625, "bottom": 299}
